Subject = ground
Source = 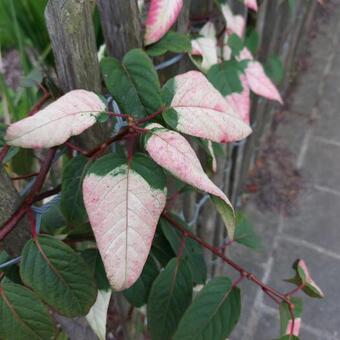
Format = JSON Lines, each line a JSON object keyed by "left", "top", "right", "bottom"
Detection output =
{"left": 229, "top": 2, "right": 340, "bottom": 339}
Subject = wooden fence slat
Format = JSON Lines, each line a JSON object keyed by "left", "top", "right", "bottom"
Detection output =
{"left": 97, "top": 0, "right": 142, "bottom": 60}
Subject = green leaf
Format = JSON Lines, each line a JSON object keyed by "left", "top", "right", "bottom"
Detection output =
{"left": 0, "top": 283, "right": 56, "bottom": 340}
{"left": 264, "top": 56, "right": 284, "bottom": 85}
{"left": 151, "top": 228, "right": 176, "bottom": 267}
{"left": 40, "top": 201, "right": 66, "bottom": 234}
{"left": 276, "top": 336, "right": 300, "bottom": 340}
{"left": 245, "top": 29, "right": 259, "bottom": 55}
{"left": 81, "top": 249, "right": 110, "bottom": 291}
{"left": 207, "top": 60, "right": 247, "bottom": 96}
{"left": 101, "top": 48, "right": 162, "bottom": 119}
{"left": 123, "top": 256, "right": 159, "bottom": 307}
{"left": 10, "top": 148, "right": 35, "bottom": 175}
{"left": 147, "top": 258, "right": 193, "bottom": 340}
{"left": 279, "top": 297, "right": 302, "bottom": 337}
{"left": 61, "top": 155, "right": 91, "bottom": 226}
{"left": 160, "top": 216, "right": 207, "bottom": 284}
{"left": 173, "top": 277, "right": 241, "bottom": 340}
{"left": 20, "top": 235, "right": 97, "bottom": 317}
{"left": 146, "top": 31, "right": 192, "bottom": 57}
{"left": 234, "top": 212, "right": 262, "bottom": 250}
{"left": 227, "top": 33, "right": 244, "bottom": 57}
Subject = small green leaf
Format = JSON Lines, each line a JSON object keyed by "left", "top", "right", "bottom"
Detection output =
{"left": 227, "top": 33, "right": 244, "bottom": 57}
{"left": 123, "top": 256, "right": 159, "bottom": 307}
{"left": 11, "top": 148, "right": 35, "bottom": 175}
{"left": 207, "top": 60, "right": 247, "bottom": 96}
{"left": 147, "top": 258, "right": 193, "bottom": 340}
{"left": 20, "top": 235, "right": 97, "bottom": 317}
{"left": 279, "top": 297, "right": 303, "bottom": 337}
{"left": 81, "top": 249, "right": 110, "bottom": 291}
{"left": 0, "top": 251, "right": 21, "bottom": 284}
{"left": 61, "top": 155, "right": 91, "bottom": 226}
{"left": 245, "top": 29, "right": 259, "bottom": 55}
{"left": 147, "top": 31, "right": 192, "bottom": 57}
{"left": 160, "top": 216, "right": 207, "bottom": 284}
{"left": 101, "top": 49, "right": 162, "bottom": 119}
{"left": 173, "top": 277, "right": 241, "bottom": 340}
{"left": 234, "top": 212, "right": 262, "bottom": 250}
{"left": 0, "top": 283, "right": 56, "bottom": 340}
{"left": 40, "top": 201, "right": 66, "bottom": 234}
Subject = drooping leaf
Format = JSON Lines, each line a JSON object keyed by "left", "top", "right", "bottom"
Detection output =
{"left": 225, "top": 74, "right": 251, "bottom": 124}
{"left": 0, "top": 283, "right": 56, "bottom": 340}
{"left": 244, "top": 0, "right": 258, "bottom": 11}
{"left": 287, "top": 259, "right": 324, "bottom": 298}
{"left": 144, "top": 0, "right": 184, "bottom": 45}
{"left": 20, "top": 235, "right": 97, "bottom": 317}
{"left": 81, "top": 249, "right": 110, "bottom": 291}
{"left": 279, "top": 297, "right": 303, "bottom": 337}
{"left": 5, "top": 90, "right": 106, "bottom": 148}
{"left": 101, "top": 49, "right": 162, "bottom": 119}
{"left": 160, "top": 216, "right": 207, "bottom": 284}
{"left": 208, "top": 60, "right": 248, "bottom": 96}
{"left": 144, "top": 123, "right": 236, "bottom": 239}
{"left": 123, "top": 255, "right": 159, "bottom": 307}
{"left": 147, "top": 31, "right": 191, "bottom": 57}
{"left": 173, "top": 277, "right": 241, "bottom": 340}
{"left": 234, "top": 212, "right": 262, "bottom": 249}
{"left": 244, "top": 61, "right": 283, "bottom": 104}
{"left": 61, "top": 155, "right": 91, "bottom": 226}
{"left": 83, "top": 153, "right": 167, "bottom": 291}
{"left": 86, "top": 289, "right": 111, "bottom": 340}
{"left": 162, "top": 71, "right": 252, "bottom": 143}
{"left": 147, "top": 258, "right": 193, "bottom": 340}
{"left": 221, "top": 2, "right": 245, "bottom": 37}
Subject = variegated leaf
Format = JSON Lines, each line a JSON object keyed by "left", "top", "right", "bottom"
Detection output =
{"left": 279, "top": 297, "right": 303, "bottom": 337}
{"left": 144, "top": 0, "right": 183, "bottom": 45}
{"left": 162, "top": 71, "right": 252, "bottom": 143}
{"left": 5, "top": 90, "right": 105, "bottom": 148}
{"left": 245, "top": 0, "right": 258, "bottom": 11}
{"left": 191, "top": 22, "right": 218, "bottom": 71}
{"left": 225, "top": 75, "right": 251, "bottom": 124}
{"left": 295, "top": 259, "right": 324, "bottom": 298}
{"left": 244, "top": 61, "right": 283, "bottom": 104}
{"left": 83, "top": 154, "right": 167, "bottom": 291}
{"left": 86, "top": 290, "right": 112, "bottom": 340}
{"left": 144, "top": 123, "right": 236, "bottom": 239}
{"left": 221, "top": 3, "right": 245, "bottom": 38}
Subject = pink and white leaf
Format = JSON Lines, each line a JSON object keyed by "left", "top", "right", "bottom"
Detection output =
{"left": 221, "top": 3, "right": 246, "bottom": 38}
{"left": 165, "top": 71, "right": 252, "bottom": 143}
{"left": 83, "top": 157, "right": 166, "bottom": 291}
{"left": 145, "top": 123, "right": 236, "bottom": 239}
{"left": 244, "top": 0, "right": 258, "bottom": 11}
{"left": 245, "top": 61, "right": 283, "bottom": 104}
{"left": 5, "top": 89, "right": 105, "bottom": 148}
{"left": 225, "top": 75, "right": 251, "bottom": 124}
{"left": 144, "top": 0, "right": 183, "bottom": 45}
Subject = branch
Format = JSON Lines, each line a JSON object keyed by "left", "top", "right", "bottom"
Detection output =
{"left": 162, "top": 212, "right": 292, "bottom": 306}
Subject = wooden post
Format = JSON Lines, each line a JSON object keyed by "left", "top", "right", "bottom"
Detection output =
{"left": 45, "top": 0, "right": 110, "bottom": 150}
{"left": 96, "top": 0, "right": 143, "bottom": 60}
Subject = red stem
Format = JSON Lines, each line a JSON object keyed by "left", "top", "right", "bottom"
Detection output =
{"left": 33, "top": 184, "right": 61, "bottom": 203}
{"left": 285, "top": 283, "right": 305, "bottom": 297}
{"left": 177, "top": 232, "right": 187, "bottom": 260}
{"left": 0, "top": 148, "right": 56, "bottom": 241}
{"left": 162, "top": 212, "right": 292, "bottom": 306}
{"left": 28, "top": 92, "right": 51, "bottom": 116}
{"left": 0, "top": 145, "right": 10, "bottom": 163}
{"left": 27, "top": 208, "right": 37, "bottom": 239}
{"left": 135, "top": 108, "right": 164, "bottom": 125}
